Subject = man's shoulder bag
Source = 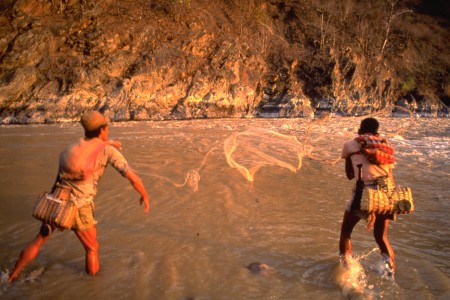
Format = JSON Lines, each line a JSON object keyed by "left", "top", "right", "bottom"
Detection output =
{"left": 32, "top": 183, "right": 77, "bottom": 229}
{"left": 360, "top": 176, "right": 415, "bottom": 215}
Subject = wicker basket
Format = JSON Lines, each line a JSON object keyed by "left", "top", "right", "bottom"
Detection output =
{"left": 360, "top": 186, "right": 414, "bottom": 214}
{"left": 32, "top": 185, "right": 77, "bottom": 229}
{"left": 375, "top": 176, "right": 395, "bottom": 193}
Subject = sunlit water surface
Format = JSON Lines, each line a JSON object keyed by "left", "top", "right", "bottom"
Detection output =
{"left": 0, "top": 117, "right": 449, "bottom": 299}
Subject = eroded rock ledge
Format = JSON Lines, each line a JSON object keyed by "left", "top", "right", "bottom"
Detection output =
{"left": 1, "top": 0, "right": 449, "bottom": 124}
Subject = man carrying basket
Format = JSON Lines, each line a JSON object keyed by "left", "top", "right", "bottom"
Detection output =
{"left": 339, "top": 117, "right": 396, "bottom": 278}
{"left": 8, "top": 111, "right": 150, "bottom": 283}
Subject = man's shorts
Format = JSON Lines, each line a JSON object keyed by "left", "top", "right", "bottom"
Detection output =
{"left": 72, "top": 202, "right": 97, "bottom": 232}
{"left": 346, "top": 190, "right": 370, "bottom": 220}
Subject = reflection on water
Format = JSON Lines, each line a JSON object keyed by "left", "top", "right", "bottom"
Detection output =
{"left": 0, "top": 117, "right": 449, "bottom": 299}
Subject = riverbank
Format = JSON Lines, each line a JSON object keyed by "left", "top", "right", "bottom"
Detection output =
{"left": 1, "top": 109, "right": 448, "bottom": 126}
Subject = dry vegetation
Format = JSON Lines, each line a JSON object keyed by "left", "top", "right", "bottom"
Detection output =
{"left": 0, "top": 0, "right": 448, "bottom": 123}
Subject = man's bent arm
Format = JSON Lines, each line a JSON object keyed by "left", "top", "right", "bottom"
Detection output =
{"left": 125, "top": 169, "right": 150, "bottom": 213}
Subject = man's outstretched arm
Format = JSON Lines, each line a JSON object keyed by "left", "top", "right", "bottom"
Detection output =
{"left": 125, "top": 169, "right": 150, "bottom": 213}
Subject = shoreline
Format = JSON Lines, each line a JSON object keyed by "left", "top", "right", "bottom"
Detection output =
{"left": 1, "top": 112, "right": 449, "bottom": 127}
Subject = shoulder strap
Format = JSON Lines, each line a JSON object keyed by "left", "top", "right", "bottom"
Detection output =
{"left": 50, "top": 172, "right": 61, "bottom": 193}
{"left": 348, "top": 151, "right": 361, "bottom": 157}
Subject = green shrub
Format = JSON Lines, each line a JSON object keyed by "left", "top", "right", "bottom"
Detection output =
{"left": 401, "top": 77, "right": 416, "bottom": 93}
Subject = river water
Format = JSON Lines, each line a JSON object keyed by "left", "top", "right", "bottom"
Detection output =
{"left": 0, "top": 117, "right": 449, "bottom": 299}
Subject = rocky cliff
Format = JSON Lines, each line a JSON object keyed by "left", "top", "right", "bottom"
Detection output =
{"left": 0, "top": 0, "right": 449, "bottom": 124}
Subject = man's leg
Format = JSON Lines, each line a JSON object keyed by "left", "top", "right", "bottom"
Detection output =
{"left": 8, "top": 224, "right": 54, "bottom": 283}
{"left": 75, "top": 226, "right": 99, "bottom": 275}
{"left": 373, "top": 215, "right": 395, "bottom": 272}
{"left": 339, "top": 210, "right": 361, "bottom": 258}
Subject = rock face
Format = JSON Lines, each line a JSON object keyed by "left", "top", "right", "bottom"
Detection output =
{"left": 0, "top": 0, "right": 449, "bottom": 124}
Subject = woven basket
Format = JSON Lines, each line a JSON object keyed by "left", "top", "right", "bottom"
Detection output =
{"left": 375, "top": 176, "right": 395, "bottom": 193}
{"left": 32, "top": 190, "right": 77, "bottom": 229}
{"left": 360, "top": 186, "right": 414, "bottom": 214}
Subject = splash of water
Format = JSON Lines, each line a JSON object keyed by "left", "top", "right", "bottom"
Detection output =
{"left": 334, "top": 248, "right": 388, "bottom": 299}
{"left": 22, "top": 266, "right": 46, "bottom": 283}
{"left": 0, "top": 269, "right": 9, "bottom": 285}
{"left": 335, "top": 256, "right": 368, "bottom": 298}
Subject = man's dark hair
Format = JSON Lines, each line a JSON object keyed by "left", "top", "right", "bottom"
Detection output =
{"left": 85, "top": 124, "right": 107, "bottom": 139}
{"left": 358, "top": 117, "right": 379, "bottom": 135}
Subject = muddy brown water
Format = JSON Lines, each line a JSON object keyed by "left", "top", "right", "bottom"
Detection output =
{"left": 1, "top": 117, "right": 449, "bottom": 299}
